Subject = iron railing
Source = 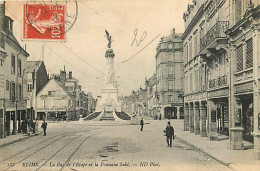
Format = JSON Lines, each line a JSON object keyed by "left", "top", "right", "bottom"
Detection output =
{"left": 209, "top": 75, "right": 227, "bottom": 89}
{"left": 200, "top": 21, "right": 229, "bottom": 52}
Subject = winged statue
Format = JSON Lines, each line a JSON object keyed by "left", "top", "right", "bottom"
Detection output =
{"left": 105, "top": 30, "right": 112, "bottom": 48}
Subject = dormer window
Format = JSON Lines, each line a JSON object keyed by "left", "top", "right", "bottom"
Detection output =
{"left": 4, "top": 16, "right": 13, "bottom": 32}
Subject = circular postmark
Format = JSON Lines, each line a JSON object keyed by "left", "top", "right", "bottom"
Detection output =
{"left": 24, "top": 0, "right": 78, "bottom": 40}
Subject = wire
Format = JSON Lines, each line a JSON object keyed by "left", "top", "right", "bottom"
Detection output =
{"left": 121, "top": 34, "right": 160, "bottom": 63}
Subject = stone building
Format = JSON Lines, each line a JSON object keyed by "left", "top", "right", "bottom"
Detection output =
{"left": 36, "top": 78, "right": 75, "bottom": 121}
{"left": 26, "top": 61, "right": 48, "bottom": 120}
{"left": 183, "top": 0, "right": 230, "bottom": 138}
{"left": 182, "top": 0, "right": 260, "bottom": 159}
{"left": 156, "top": 28, "right": 184, "bottom": 119}
{"left": 226, "top": 0, "right": 260, "bottom": 158}
{"left": 147, "top": 74, "right": 159, "bottom": 117}
{"left": 0, "top": 2, "right": 29, "bottom": 138}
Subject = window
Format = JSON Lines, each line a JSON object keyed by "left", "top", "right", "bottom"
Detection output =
{"left": 11, "top": 55, "right": 15, "bottom": 74}
{"left": 236, "top": 45, "right": 243, "bottom": 72}
{"left": 6, "top": 80, "right": 9, "bottom": 90}
{"left": 169, "top": 65, "right": 174, "bottom": 76}
{"left": 27, "top": 84, "right": 32, "bottom": 92}
{"left": 168, "top": 80, "right": 173, "bottom": 90}
{"left": 168, "top": 95, "right": 172, "bottom": 103}
{"left": 189, "top": 39, "right": 192, "bottom": 60}
{"left": 0, "top": 33, "right": 4, "bottom": 49}
{"left": 9, "top": 20, "right": 13, "bottom": 32}
{"left": 246, "top": 38, "right": 253, "bottom": 69}
{"left": 48, "top": 91, "right": 55, "bottom": 96}
{"left": 190, "top": 73, "right": 193, "bottom": 92}
{"left": 10, "top": 82, "right": 15, "bottom": 101}
{"left": 18, "top": 85, "right": 22, "bottom": 100}
{"left": 18, "top": 59, "right": 22, "bottom": 76}
{"left": 195, "top": 69, "right": 199, "bottom": 91}
{"left": 194, "top": 35, "right": 198, "bottom": 55}
{"left": 43, "top": 100, "right": 46, "bottom": 107}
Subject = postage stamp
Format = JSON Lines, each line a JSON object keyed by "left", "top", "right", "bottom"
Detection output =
{"left": 23, "top": 3, "right": 66, "bottom": 40}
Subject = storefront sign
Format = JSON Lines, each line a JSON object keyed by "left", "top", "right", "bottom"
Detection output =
{"left": 235, "top": 108, "right": 242, "bottom": 126}
{"left": 211, "top": 110, "right": 216, "bottom": 122}
{"left": 38, "top": 107, "right": 67, "bottom": 111}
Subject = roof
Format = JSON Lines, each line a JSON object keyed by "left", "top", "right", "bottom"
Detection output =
{"left": 2, "top": 16, "right": 29, "bottom": 57}
{"left": 162, "top": 33, "right": 182, "bottom": 43}
{"left": 27, "top": 61, "right": 43, "bottom": 73}
{"left": 36, "top": 78, "right": 74, "bottom": 98}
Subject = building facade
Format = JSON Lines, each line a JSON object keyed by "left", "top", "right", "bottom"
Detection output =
{"left": 226, "top": 0, "right": 260, "bottom": 158}
{"left": 147, "top": 74, "right": 159, "bottom": 117}
{"left": 182, "top": 0, "right": 260, "bottom": 159}
{"left": 156, "top": 28, "right": 184, "bottom": 119}
{"left": 26, "top": 61, "right": 49, "bottom": 120}
{"left": 36, "top": 78, "right": 75, "bottom": 121}
{"left": 0, "top": 2, "right": 29, "bottom": 138}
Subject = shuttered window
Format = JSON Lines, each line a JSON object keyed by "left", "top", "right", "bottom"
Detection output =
{"left": 246, "top": 38, "right": 253, "bottom": 69}
{"left": 235, "top": 0, "right": 242, "bottom": 23}
{"left": 236, "top": 45, "right": 243, "bottom": 72}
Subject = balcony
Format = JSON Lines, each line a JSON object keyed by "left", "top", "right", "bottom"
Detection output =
{"left": 200, "top": 21, "right": 229, "bottom": 54}
{"left": 209, "top": 75, "right": 227, "bottom": 89}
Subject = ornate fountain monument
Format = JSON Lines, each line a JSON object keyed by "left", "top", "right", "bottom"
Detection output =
{"left": 85, "top": 31, "right": 131, "bottom": 121}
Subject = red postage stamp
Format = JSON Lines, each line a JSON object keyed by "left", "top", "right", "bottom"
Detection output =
{"left": 23, "top": 4, "right": 66, "bottom": 40}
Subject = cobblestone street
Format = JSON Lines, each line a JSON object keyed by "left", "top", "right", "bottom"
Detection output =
{"left": 0, "top": 120, "right": 231, "bottom": 171}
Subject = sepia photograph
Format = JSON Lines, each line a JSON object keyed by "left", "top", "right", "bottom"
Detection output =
{"left": 0, "top": 0, "right": 260, "bottom": 170}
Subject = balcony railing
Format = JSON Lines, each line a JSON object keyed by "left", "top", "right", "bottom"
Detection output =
{"left": 200, "top": 21, "right": 229, "bottom": 52}
{"left": 209, "top": 75, "right": 227, "bottom": 89}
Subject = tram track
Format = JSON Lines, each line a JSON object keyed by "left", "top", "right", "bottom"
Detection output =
{"left": 1, "top": 132, "right": 78, "bottom": 171}
{"left": 0, "top": 132, "right": 72, "bottom": 163}
{"left": 35, "top": 130, "right": 105, "bottom": 171}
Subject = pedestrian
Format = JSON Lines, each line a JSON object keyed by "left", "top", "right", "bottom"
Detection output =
{"left": 165, "top": 121, "right": 174, "bottom": 147}
{"left": 140, "top": 118, "right": 144, "bottom": 131}
{"left": 35, "top": 118, "right": 39, "bottom": 134}
{"left": 21, "top": 120, "right": 26, "bottom": 134}
{"left": 41, "top": 120, "right": 48, "bottom": 136}
{"left": 159, "top": 114, "right": 161, "bottom": 120}
{"left": 30, "top": 119, "right": 35, "bottom": 134}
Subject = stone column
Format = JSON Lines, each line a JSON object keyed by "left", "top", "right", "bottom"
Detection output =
{"left": 230, "top": 97, "right": 244, "bottom": 149}
{"left": 189, "top": 103, "right": 194, "bottom": 133}
{"left": 184, "top": 104, "right": 189, "bottom": 131}
{"left": 194, "top": 103, "right": 200, "bottom": 135}
{"left": 200, "top": 102, "right": 207, "bottom": 137}
{"left": 177, "top": 107, "right": 180, "bottom": 120}
{"left": 209, "top": 100, "right": 218, "bottom": 141}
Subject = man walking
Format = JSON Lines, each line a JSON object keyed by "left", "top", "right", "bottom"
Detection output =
{"left": 41, "top": 120, "right": 48, "bottom": 136}
{"left": 140, "top": 118, "right": 144, "bottom": 131}
{"left": 165, "top": 121, "right": 174, "bottom": 147}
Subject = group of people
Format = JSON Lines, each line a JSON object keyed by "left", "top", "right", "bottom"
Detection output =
{"left": 140, "top": 118, "right": 175, "bottom": 147}
{"left": 21, "top": 119, "right": 48, "bottom": 136}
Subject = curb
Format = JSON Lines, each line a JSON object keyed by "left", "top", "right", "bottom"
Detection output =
{"left": 176, "top": 135, "right": 235, "bottom": 170}
{"left": 0, "top": 134, "right": 36, "bottom": 148}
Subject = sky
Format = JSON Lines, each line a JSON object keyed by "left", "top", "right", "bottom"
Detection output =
{"left": 5, "top": 0, "right": 191, "bottom": 97}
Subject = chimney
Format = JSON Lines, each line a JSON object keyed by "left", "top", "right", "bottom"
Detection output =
{"left": 0, "top": 1, "right": 5, "bottom": 28}
{"left": 60, "top": 66, "right": 66, "bottom": 86}
{"left": 69, "top": 71, "right": 72, "bottom": 79}
{"left": 172, "top": 28, "right": 176, "bottom": 38}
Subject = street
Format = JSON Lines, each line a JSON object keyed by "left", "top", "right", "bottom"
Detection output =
{"left": 0, "top": 120, "right": 231, "bottom": 171}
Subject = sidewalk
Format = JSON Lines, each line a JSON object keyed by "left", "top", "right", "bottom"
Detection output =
{"left": 0, "top": 132, "right": 36, "bottom": 148}
{"left": 169, "top": 120, "right": 260, "bottom": 171}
